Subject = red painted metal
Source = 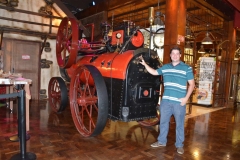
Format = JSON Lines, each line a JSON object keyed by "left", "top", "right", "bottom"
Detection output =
{"left": 48, "top": 78, "right": 61, "bottom": 112}
{"left": 70, "top": 67, "right": 97, "bottom": 137}
{"left": 69, "top": 65, "right": 108, "bottom": 137}
{"left": 56, "top": 17, "right": 78, "bottom": 68}
{"left": 74, "top": 51, "right": 134, "bottom": 79}
{"left": 111, "top": 30, "right": 124, "bottom": 45}
{"left": 131, "top": 31, "right": 144, "bottom": 47}
{"left": 48, "top": 77, "right": 68, "bottom": 113}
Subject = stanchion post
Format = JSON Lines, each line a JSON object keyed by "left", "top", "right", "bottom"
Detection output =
{"left": 10, "top": 89, "right": 36, "bottom": 160}
{"left": 19, "top": 89, "right": 27, "bottom": 159}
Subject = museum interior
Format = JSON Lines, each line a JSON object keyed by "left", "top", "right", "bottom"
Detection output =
{"left": 0, "top": 0, "right": 240, "bottom": 159}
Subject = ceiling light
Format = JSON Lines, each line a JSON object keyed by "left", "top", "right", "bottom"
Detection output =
{"left": 198, "top": 45, "right": 205, "bottom": 54}
{"left": 185, "top": 21, "right": 193, "bottom": 38}
{"left": 185, "top": 41, "right": 192, "bottom": 49}
{"left": 209, "top": 49, "right": 216, "bottom": 57}
{"left": 89, "top": 1, "right": 95, "bottom": 6}
{"left": 201, "top": 32, "right": 213, "bottom": 44}
{"left": 186, "top": 27, "right": 192, "bottom": 38}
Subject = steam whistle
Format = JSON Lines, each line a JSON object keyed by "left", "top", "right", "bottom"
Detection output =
{"left": 148, "top": 7, "right": 154, "bottom": 57}
{"left": 148, "top": 7, "right": 154, "bottom": 26}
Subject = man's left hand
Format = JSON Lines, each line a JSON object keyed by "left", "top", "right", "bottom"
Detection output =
{"left": 179, "top": 97, "right": 188, "bottom": 106}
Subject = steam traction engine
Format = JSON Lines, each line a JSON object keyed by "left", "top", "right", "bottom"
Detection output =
{"left": 48, "top": 17, "right": 162, "bottom": 137}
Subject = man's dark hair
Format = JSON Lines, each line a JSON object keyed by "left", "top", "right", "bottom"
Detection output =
{"left": 170, "top": 46, "right": 181, "bottom": 54}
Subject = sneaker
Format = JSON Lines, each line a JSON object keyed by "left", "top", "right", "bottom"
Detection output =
{"left": 150, "top": 141, "right": 166, "bottom": 148}
{"left": 177, "top": 147, "right": 184, "bottom": 154}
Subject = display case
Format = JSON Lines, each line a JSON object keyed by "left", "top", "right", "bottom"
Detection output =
{"left": 192, "top": 57, "right": 216, "bottom": 105}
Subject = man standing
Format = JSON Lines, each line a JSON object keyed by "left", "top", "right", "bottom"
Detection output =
{"left": 139, "top": 46, "right": 195, "bottom": 154}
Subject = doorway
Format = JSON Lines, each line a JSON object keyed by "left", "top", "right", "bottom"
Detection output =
{"left": 2, "top": 38, "right": 41, "bottom": 100}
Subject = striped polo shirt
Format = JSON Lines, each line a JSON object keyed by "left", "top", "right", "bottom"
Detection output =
{"left": 156, "top": 61, "right": 194, "bottom": 103}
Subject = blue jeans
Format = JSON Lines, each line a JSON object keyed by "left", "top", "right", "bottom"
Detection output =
{"left": 157, "top": 100, "right": 186, "bottom": 148}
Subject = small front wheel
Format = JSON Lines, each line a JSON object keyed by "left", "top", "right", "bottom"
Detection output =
{"left": 48, "top": 77, "right": 68, "bottom": 113}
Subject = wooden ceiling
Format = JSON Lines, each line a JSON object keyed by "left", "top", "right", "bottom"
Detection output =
{"left": 59, "top": 0, "right": 239, "bottom": 43}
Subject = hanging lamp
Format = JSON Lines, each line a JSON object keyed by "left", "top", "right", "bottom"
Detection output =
{"left": 201, "top": 24, "right": 214, "bottom": 44}
{"left": 185, "top": 20, "right": 193, "bottom": 39}
{"left": 209, "top": 49, "right": 216, "bottom": 57}
{"left": 198, "top": 45, "right": 205, "bottom": 54}
{"left": 201, "top": 32, "right": 213, "bottom": 44}
{"left": 185, "top": 41, "right": 192, "bottom": 49}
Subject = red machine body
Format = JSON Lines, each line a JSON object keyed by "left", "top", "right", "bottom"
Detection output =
{"left": 67, "top": 51, "right": 133, "bottom": 80}
{"left": 48, "top": 17, "right": 162, "bottom": 137}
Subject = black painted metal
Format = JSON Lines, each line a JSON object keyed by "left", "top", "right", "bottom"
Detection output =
{"left": 85, "top": 65, "right": 109, "bottom": 136}
{"left": 0, "top": 92, "right": 19, "bottom": 99}
{"left": 123, "top": 48, "right": 161, "bottom": 121}
{"left": 59, "top": 67, "right": 71, "bottom": 82}
{"left": 105, "top": 48, "right": 161, "bottom": 122}
{"left": 104, "top": 78, "right": 124, "bottom": 120}
{"left": 0, "top": 88, "right": 36, "bottom": 159}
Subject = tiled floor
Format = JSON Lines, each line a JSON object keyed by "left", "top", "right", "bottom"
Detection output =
{"left": 0, "top": 100, "right": 240, "bottom": 160}
{"left": 186, "top": 105, "right": 225, "bottom": 119}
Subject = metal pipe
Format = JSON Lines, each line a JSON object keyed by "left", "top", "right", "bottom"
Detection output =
{"left": 18, "top": 89, "right": 26, "bottom": 159}
{"left": 148, "top": 7, "right": 154, "bottom": 57}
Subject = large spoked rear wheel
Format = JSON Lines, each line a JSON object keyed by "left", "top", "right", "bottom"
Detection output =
{"left": 56, "top": 17, "right": 78, "bottom": 68}
{"left": 69, "top": 65, "right": 108, "bottom": 137}
{"left": 138, "top": 105, "right": 160, "bottom": 126}
{"left": 48, "top": 77, "right": 69, "bottom": 113}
